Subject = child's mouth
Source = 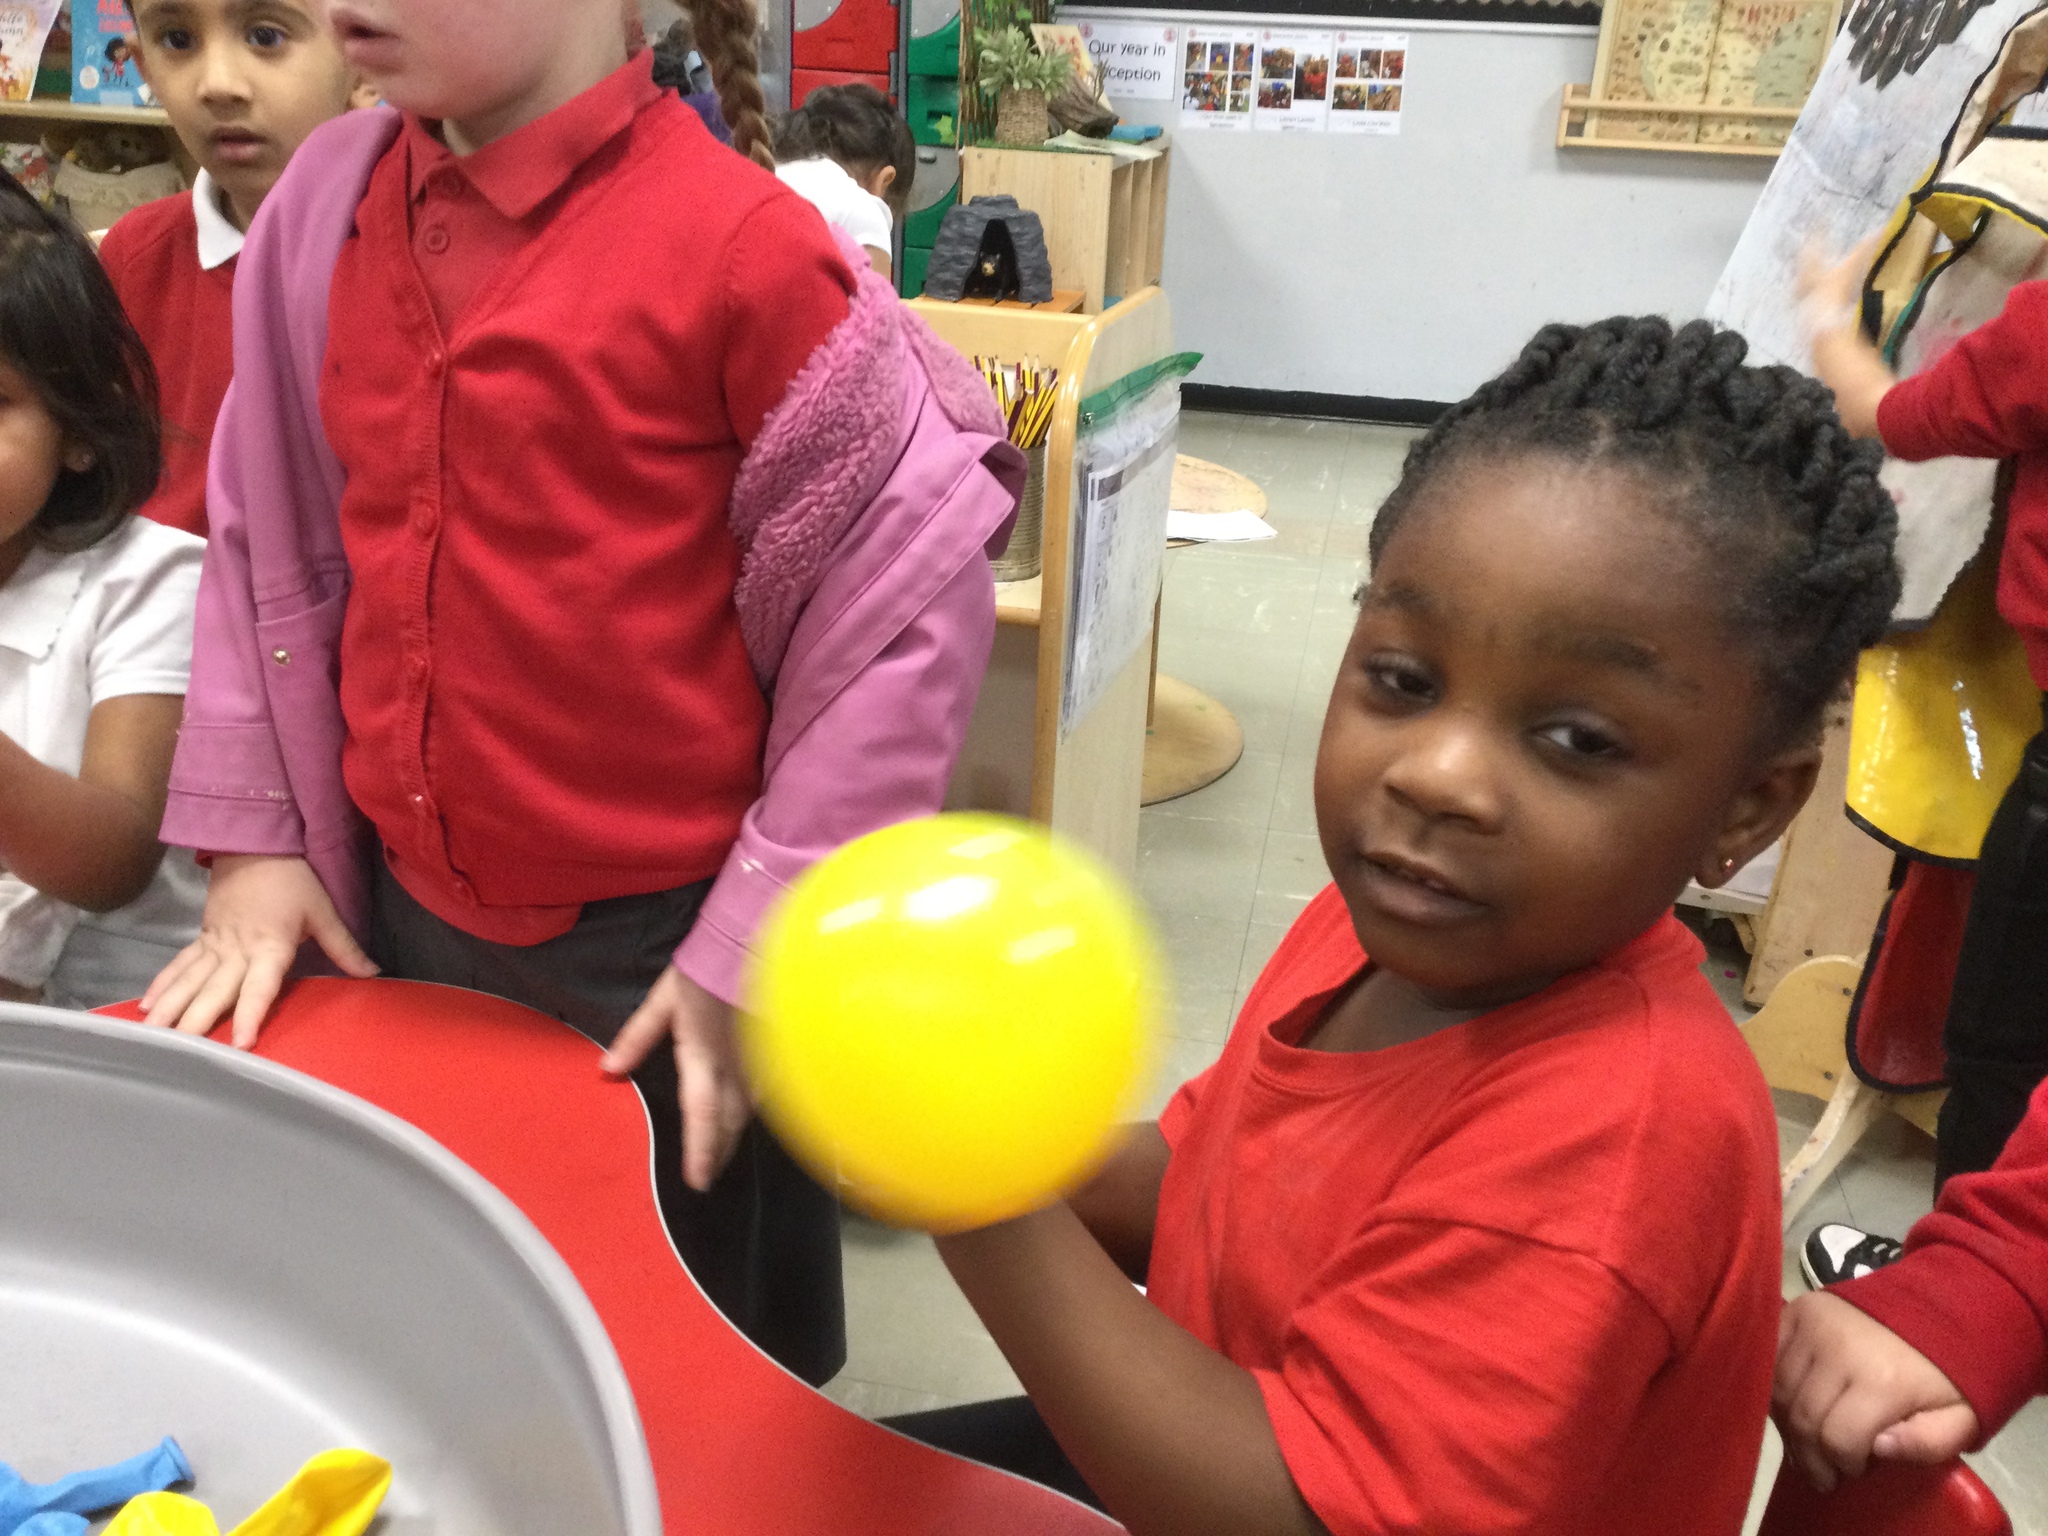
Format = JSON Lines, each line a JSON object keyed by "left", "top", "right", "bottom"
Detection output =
{"left": 1356, "top": 852, "right": 1484, "bottom": 924}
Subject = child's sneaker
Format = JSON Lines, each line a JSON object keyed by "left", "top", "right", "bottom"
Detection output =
{"left": 1800, "top": 1223, "right": 1904, "bottom": 1288}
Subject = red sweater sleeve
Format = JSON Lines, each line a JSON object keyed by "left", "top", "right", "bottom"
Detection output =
{"left": 1833, "top": 1077, "right": 2048, "bottom": 1440}
{"left": 721, "top": 194, "right": 855, "bottom": 447}
{"left": 1877, "top": 279, "right": 2048, "bottom": 463}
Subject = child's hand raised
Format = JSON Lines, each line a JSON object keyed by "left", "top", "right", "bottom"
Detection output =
{"left": 141, "top": 854, "right": 380, "bottom": 1049}
{"left": 1797, "top": 236, "right": 1878, "bottom": 342}
{"left": 1774, "top": 1290, "right": 1980, "bottom": 1492}
{"left": 602, "top": 968, "right": 753, "bottom": 1194}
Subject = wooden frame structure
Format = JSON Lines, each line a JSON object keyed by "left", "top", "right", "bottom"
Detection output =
{"left": 960, "top": 144, "right": 1171, "bottom": 315}
{"left": 912, "top": 288, "right": 1176, "bottom": 876}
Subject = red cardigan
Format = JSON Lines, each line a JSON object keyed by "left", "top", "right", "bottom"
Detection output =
{"left": 1878, "top": 278, "right": 2048, "bottom": 689}
{"left": 98, "top": 190, "right": 235, "bottom": 540}
{"left": 1835, "top": 1075, "right": 2048, "bottom": 1442}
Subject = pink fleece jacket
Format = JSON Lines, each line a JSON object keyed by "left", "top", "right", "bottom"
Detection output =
{"left": 160, "top": 108, "right": 1025, "bottom": 1003}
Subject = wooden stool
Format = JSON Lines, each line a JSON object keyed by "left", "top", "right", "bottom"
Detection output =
{"left": 1144, "top": 456, "right": 1270, "bottom": 806}
{"left": 1739, "top": 956, "right": 1945, "bottom": 1225}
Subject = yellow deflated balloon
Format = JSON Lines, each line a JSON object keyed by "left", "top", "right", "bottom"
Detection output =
{"left": 744, "top": 813, "right": 1162, "bottom": 1232}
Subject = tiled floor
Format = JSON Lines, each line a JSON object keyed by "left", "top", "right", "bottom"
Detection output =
{"left": 821, "top": 413, "right": 2048, "bottom": 1531}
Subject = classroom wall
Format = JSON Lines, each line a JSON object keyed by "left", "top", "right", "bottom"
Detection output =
{"left": 1065, "top": 7, "right": 1776, "bottom": 405}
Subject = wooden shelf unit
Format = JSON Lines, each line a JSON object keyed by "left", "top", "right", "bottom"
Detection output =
{"left": 1556, "top": 84, "right": 1798, "bottom": 159}
{"left": 911, "top": 288, "right": 1176, "bottom": 875}
{"left": 960, "top": 144, "right": 1170, "bottom": 315}
{"left": 0, "top": 98, "right": 172, "bottom": 128}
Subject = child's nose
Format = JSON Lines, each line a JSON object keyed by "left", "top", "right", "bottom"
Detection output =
{"left": 1382, "top": 715, "right": 1505, "bottom": 829}
{"left": 199, "top": 50, "right": 255, "bottom": 105}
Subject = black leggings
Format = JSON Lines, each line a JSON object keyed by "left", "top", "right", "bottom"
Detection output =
{"left": 884, "top": 1397, "right": 1104, "bottom": 1510}
{"left": 1939, "top": 696, "right": 2048, "bottom": 1188}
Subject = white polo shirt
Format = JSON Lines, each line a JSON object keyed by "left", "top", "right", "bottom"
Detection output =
{"left": 0, "top": 517, "right": 207, "bottom": 1008}
{"left": 775, "top": 156, "right": 894, "bottom": 254}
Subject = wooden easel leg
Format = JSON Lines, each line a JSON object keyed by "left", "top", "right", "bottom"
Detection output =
{"left": 1147, "top": 594, "right": 1162, "bottom": 728}
{"left": 1782, "top": 1075, "right": 1889, "bottom": 1227}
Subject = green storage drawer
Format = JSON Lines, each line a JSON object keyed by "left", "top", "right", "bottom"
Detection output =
{"left": 906, "top": 73, "right": 958, "bottom": 146}
{"left": 898, "top": 245, "right": 932, "bottom": 298}
{"left": 904, "top": 181, "right": 957, "bottom": 249}
{"left": 906, "top": 15, "right": 959, "bottom": 78}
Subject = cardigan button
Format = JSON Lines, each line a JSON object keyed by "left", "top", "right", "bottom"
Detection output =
{"left": 271, "top": 648, "right": 290, "bottom": 665}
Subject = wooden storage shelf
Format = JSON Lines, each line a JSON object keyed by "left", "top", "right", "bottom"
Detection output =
{"left": 0, "top": 98, "right": 172, "bottom": 128}
{"left": 1556, "top": 84, "right": 1795, "bottom": 159}
{"left": 911, "top": 288, "right": 1176, "bottom": 875}
{"left": 960, "top": 143, "right": 1169, "bottom": 315}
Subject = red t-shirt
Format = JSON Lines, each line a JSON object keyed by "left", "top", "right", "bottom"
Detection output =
{"left": 1835, "top": 1074, "right": 2048, "bottom": 1442}
{"left": 98, "top": 191, "right": 235, "bottom": 539}
{"left": 1151, "top": 886, "right": 1782, "bottom": 1535}
{"left": 1878, "top": 278, "right": 2048, "bottom": 688}
{"left": 319, "top": 54, "right": 852, "bottom": 944}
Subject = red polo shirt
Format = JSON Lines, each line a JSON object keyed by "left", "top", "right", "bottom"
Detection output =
{"left": 99, "top": 189, "right": 236, "bottom": 538}
{"left": 320, "top": 54, "right": 853, "bottom": 943}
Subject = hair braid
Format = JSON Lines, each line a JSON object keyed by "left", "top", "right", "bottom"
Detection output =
{"left": 1371, "top": 316, "right": 1902, "bottom": 750}
{"left": 682, "top": 0, "right": 776, "bottom": 169}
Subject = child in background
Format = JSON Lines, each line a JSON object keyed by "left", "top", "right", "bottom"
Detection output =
{"left": 0, "top": 179, "right": 205, "bottom": 1010}
{"left": 96, "top": 0, "right": 366, "bottom": 538}
{"left": 895, "top": 318, "right": 1902, "bottom": 1534}
{"left": 1799, "top": 242, "right": 2048, "bottom": 1280}
{"left": 774, "top": 83, "right": 914, "bottom": 275}
{"left": 1775, "top": 1074, "right": 2048, "bottom": 1493}
{"left": 139, "top": 0, "right": 1022, "bottom": 1385}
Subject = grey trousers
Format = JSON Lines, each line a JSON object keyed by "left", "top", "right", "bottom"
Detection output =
{"left": 369, "top": 860, "right": 846, "bottom": 1386}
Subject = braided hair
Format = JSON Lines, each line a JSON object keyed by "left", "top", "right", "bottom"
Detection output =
{"left": 680, "top": 0, "right": 777, "bottom": 169}
{"left": 1371, "top": 316, "right": 1901, "bottom": 750}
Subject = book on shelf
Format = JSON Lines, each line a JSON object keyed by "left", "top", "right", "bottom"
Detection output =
{"left": 71, "top": 0, "right": 154, "bottom": 108}
{"left": 0, "top": 0, "right": 62, "bottom": 103}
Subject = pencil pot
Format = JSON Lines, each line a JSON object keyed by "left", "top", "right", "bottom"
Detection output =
{"left": 991, "top": 443, "right": 1046, "bottom": 583}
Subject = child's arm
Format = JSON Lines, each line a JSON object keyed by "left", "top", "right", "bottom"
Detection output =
{"left": 1803, "top": 239, "right": 2048, "bottom": 458}
{"left": 939, "top": 1205, "right": 1677, "bottom": 1534}
{"left": 1065, "top": 1122, "right": 1170, "bottom": 1281}
{"left": 1779, "top": 1075, "right": 2048, "bottom": 1487}
{"left": 1799, "top": 241, "right": 1894, "bottom": 440}
{"left": 936, "top": 1207, "right": 1330, "bottom": 1536}
{"left": 0, "top": 695, "right": 182, "bottom": 912}
{"left": 1774, "top": 1292, "right": 1978, "bottom": 1492}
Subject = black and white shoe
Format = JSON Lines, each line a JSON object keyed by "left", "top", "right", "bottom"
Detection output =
{"left": 1801, "top": 1223, "right": 1905, "bottom": 1289}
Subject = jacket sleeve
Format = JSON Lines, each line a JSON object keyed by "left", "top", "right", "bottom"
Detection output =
{"left": 1879, "top": 280, "right": 2048, "bottom": 463}
{"left": 157, "top": 397, "right": 310, "bottom": 859}
{"left": 1832, "top": 1076, "right": 2048, "bottom": 1442}
{"left": 674, "top": 552, "right": 995, "bottom": 1003}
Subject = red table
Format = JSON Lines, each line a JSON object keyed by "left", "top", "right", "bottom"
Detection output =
{"left": 109, "top": 978, "right": 1118, "bottom": 1536}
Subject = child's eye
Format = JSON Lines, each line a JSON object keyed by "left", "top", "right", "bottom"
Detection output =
{"left": 156, "top": 27, "right": 196, "bottom": 50}
{"left": 1362, "top": 655, "right": 1437, "bottom": 706}
{"left": 1534, "top": 720, "right": 1627, "bottom": 762}
{"left": 248, "top": 24, "right": 288, "bottom": 48}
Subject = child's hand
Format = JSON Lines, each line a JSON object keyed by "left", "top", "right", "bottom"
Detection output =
{"left": 141, "top": 854, "right": 379, "bottom": 1049}
{"left": 602, "top": 967, "right": 753, "bottom": 1193}
{"left": 1797, "top": 237, "right": 1878, "bottom": 342}
{"left": 1774, "top": 1291, "right": 1980, "bottom": 1492}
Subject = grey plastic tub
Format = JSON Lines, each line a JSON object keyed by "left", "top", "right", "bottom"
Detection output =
{"left": 0, "top": 1003, "right": 662, "bottom": 1535}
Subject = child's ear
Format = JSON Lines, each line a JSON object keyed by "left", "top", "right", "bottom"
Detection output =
{"left": 62, "top": 441, "right": 96, "bottom": 474}
{"left": 1695, "top": 744, "right": 1822, "bottom": 888}
{"left": 347, "top": 74, "right": 382, "bottom": 111}
{"left": 867, "top": 164, "right": 897, "bottom": 199}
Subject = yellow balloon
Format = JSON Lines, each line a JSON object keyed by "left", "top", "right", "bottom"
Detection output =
{"left": 743, "top": 814, "right": 1162, "bottom": 1231}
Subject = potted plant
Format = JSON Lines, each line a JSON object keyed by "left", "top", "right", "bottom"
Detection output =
{"left": 978, "top": 23, "right": 1071, "bottom": 147}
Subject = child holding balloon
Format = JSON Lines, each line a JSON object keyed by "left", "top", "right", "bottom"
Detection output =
{"left": 894, "top": 318, "right": 1903, "bottom": 1533}
{"left": 134, "top": 0, "right": 1022, "bottom": 1385}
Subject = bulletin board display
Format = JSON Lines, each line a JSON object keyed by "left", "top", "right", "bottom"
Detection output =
{"left": 1576, "top": 0, "right": 1842, "bottom": 150}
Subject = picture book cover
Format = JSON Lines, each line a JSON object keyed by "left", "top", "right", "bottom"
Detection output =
{"left": 0, "top": 0, "right": 62, "bottom": 102}
{"left": 72, "top": 0, "right": 154, "bottom": 107}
